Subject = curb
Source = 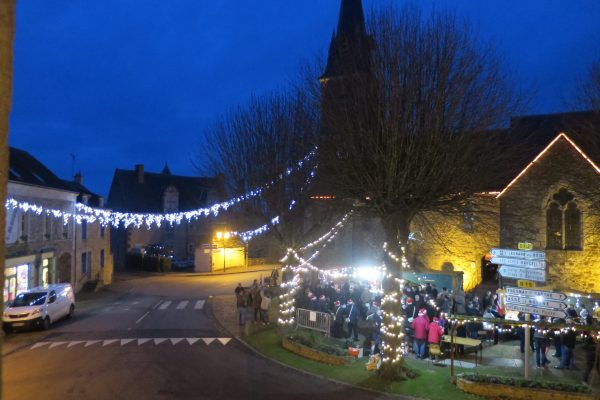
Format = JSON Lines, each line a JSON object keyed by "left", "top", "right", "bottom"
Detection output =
{"left": 206, "top": 297, "right": 414, "bottom": 400}
{"left": 180, "top": 267, "right": 279, "bottom": 277}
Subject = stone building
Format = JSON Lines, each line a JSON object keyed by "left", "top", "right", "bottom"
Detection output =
{"left": 107, "top": 164, "right": 221, "bottom": 269}
{"left": 5, "top": 148, "right": 113, "bottom": 300}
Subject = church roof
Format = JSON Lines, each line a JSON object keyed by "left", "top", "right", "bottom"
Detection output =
{"left": 321, "top": 0, "right": 371, "bottom": 81}
{"left": 107, "top": 166, "right": 218, "bottom": 213}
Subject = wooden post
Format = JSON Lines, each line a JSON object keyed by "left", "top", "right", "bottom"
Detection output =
{"left": 450, "top": 321, "right": 457, "bottom": 383}
{"left": 524, "top": 314, "right": 531, "bottom": 380}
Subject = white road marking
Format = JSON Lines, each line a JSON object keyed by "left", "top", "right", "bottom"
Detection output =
{"left": 176, "top": 300, "right": 189, "bottom": 310}
{"left": 135, "top": 311, "right": 150, "bottom": 324}
{"left": 158, "top": 301, "right": 171, "bottom": 310}
{"left": 152, "top": 301, "right": 162, "bottom": 310}
{"left": 194, "top": 300, "right": 205, "bottom": 310}
{"left": 30, "top": 338, "right": 232, "bottom": 350}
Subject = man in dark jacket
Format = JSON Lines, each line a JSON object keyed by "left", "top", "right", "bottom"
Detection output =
{"left": 556, "top": 325, "right": 576, "bottom": 369}
{"left": 581, "top": 334, "right": 597, "bottom": 385}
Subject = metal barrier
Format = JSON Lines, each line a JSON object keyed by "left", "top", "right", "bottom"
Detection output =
{"left": 296, "top": 308, "right": 331, "bottom": 336}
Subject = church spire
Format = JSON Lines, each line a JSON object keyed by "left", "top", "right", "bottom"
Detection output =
{"left": 321, "top": 0, "right": 370, "bottom": 82}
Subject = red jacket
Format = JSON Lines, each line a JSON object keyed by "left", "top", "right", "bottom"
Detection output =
{"left": 411, "top": 315, "right": 429, "bottom": 340}
{"left": 427, "top": 321, "right": 444, "bottom": 344}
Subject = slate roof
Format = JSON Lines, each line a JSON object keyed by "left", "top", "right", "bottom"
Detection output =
{"left": 494, "top": 110, "right": 600, "bottom": 190}
{"left": 107, "top": 167, "right": 217, "bottom": 213}
{"left": 9, "top": 147, "right": 104, "bottom": 206}
{"left": 321, "top": 0, "right": 371, "bottom": 81}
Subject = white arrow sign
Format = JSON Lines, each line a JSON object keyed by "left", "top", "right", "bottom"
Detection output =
{"left": 491, "top": 257, "right": 546, "bottom": 269}
{"left": 505, "top": 295, "right": 567, "bottom": 310}
{"left": 491, "top": 248, "right": 545, "bottom": 260}
{"left": 499, "top": 266, "right": 546, "bottom": 282}
{"left": 505, "top": 287, "right": 567, "bottom": 301}
{"left": 504, "top": 303, "right": 567, "bottom": 319}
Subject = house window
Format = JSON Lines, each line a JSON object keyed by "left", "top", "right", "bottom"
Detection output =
{"left": 44, "top": 215, "right": 52, "bottom": 240}
{"left": 62, "top": 220, "right": 70, "bottom": 239}
{"left": 100, "top": 225, "right": 105, "bottom": 238}
{"left": 81, "top": 221, "right": 87, "bottom": 240}
{"left": 546, "top": 189, "right": 582, "bottom": 250}
{"left": 19, "top": 213, "right": 28, "bottom": 242}
{"left": 100, "top": 250, "right": 105, "bottom": 268}
{"left": 462, "top": 203, "right": 475, "bottom": 233}
{"left": 81, "top": 253, "right": 87, "bottom": 274}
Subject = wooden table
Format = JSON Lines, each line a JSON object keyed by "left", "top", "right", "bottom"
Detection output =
{"left": 441, "top": 335, "right": 483, "bottom": 366}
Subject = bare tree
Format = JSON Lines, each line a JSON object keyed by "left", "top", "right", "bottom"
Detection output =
{"left": 0, "top": 0, "right": 16, "bottom": 393}
{"left": 318, "top": 5, "right": 522, "bottom": 378}
{"left": 197, "top": 89, "right": 321, "bottom": 255}
{"left": 575, "top": 59, "right": 600, "bottom": 110}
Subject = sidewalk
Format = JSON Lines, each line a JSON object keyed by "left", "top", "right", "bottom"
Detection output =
{"left": 210, "top": 294, "right": 271, "bottom": 339}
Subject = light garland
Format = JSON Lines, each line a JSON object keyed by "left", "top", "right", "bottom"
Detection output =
{"left": 6, "top": 149, "right": 317, "bottom": 229}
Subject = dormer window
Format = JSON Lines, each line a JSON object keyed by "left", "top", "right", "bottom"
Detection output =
{"left": 163, "top": 186, "right": 179, "bottom": 213}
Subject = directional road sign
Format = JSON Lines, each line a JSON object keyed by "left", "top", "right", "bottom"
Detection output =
{"left": 504, "top": 303, "right": 567, "bottom": 319}
{"left": 492, "top": 257, "right": 546, "bottom": 269}
{"left": 505, "top": 295, "right": 568, "bottom": 310}
{"left": 505, "top": 287, "right": 567, "bottom": 301}
{"left": 499, "top": 266, "right": 546, "bottom": 282}
{"left": 491, "top": 248, "right": 545, "bottom": 260}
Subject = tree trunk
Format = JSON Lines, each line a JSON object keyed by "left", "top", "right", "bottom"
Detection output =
{"left": 0, "top": 0, "right": 16, "bottom": 397}
{"left": 378, "top": 212, "right": 412, "bottom": 379}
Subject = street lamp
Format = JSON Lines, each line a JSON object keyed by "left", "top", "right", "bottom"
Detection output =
{"left": 215, "top": 231, "right": 230, "bottom": 272}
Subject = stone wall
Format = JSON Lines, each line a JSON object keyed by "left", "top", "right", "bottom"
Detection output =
{"left": 500, "top": 137, "right": 600, "bottom": 294}
{"left": 411, "top": 195, "right": 500, "bottom": 291}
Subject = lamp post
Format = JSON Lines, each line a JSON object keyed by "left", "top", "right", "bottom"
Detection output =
{"left": 215, "top": 231, "right": 230, "bottom": 272}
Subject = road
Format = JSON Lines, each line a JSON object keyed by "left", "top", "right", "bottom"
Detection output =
{"left": 3, "top": 271, "right": 391, "bottom": 400}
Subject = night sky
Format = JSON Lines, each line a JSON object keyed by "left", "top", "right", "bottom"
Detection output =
{"left": 8, "top": 0, "right": 600, "bottom": 197}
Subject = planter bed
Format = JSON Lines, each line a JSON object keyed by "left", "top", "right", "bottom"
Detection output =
{"left": 457, "top": 375, "right": 595, "bottom": 400}
{"left": 282, "top": 336, "right": 350, "bottom": 366}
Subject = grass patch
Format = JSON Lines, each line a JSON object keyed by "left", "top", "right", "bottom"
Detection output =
{"left": 459, "top": 373, "right": 591, "bottom": 394}
{"left": 245, "top": 327, "right": 483, "bottom": 400}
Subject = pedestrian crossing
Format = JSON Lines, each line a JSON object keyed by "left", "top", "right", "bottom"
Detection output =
{"left": 105, "top": 299, "right": 206, "bottom": 313}
{"left": 31, "top": 337, "right": 232, "bottom": 350}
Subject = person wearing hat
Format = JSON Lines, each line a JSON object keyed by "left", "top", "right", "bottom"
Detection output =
{"left": 411, "top": 308, "right": 429, "bottom": 359}
{"left": 346, "top": 299, "right": 359, "bottom": 342}
{"left": 427, "top": 317, "right": 444, "bottom": 360}
{"left": 332, "top": 300, "right": 346, "bottom": 338}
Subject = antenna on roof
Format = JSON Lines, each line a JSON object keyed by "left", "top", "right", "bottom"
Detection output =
{"left": 70, "top": 154, "right": 76, "bottom": 178}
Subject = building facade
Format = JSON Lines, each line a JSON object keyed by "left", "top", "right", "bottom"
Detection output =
{"left": 107, "top": 164, "right": 221, "bottom": 269}
{"left": 4, "top": 148, "right": 113, "bottom": 300}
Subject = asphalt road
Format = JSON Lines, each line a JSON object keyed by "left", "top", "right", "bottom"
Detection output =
{"left": 3, "top": 271, "right": 393, "bottom": 400}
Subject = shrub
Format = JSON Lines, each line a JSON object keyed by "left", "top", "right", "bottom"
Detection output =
{"left": 459, "top": 374, "right": 591, "bottom": 394}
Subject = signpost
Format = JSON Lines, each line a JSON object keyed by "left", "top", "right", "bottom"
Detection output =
{"left": 505, "top": 287, "right": 567, "bottom": 301}
{"left": 517, "top": 280, "right": 535, "bottom": 288}
{"left": 504, "top": 303, "right": 568, "bottom": 319}
{"left": 491, "top": 248, "right": 544, "bottom": 260}
{"left": 498, "top": 266, "right": 546, "bottom": 282}
{"left": 491, "top": 257, "right": 545, "bottom": 269}
{"left": 505, "top": 295, "right": 568, "bottom": 310}
{"left": 518, "top": 242, "right": 533, "bottom": 251}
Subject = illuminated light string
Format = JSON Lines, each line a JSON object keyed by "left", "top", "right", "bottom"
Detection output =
{"left": 497, "top": 133, "right": 600, "bottom": 198}
{"left": 5, "top": 150, "right": 318, "bottom": 229}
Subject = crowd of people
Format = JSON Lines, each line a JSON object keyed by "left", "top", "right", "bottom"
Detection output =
{"left": 234, "top": 278, "right": 273, "bottom": 326}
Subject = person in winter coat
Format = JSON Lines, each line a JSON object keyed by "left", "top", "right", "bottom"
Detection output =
{"left": 556, "top": 325, "right": 577, "bottom": 370}
{"left": 259, "top": 288, "right": 271, "bottom": 324}
{"left": 331, "top": 301, "right": 346, "bottom": 338}
{"left": 453, "top": 289, "right": 466, "bottom": 315}
{"left": 251, "top": 286, "right": 262, "bottom": 324}
{"left": 427, "top": 317, "right": 444, "bottom": 353}
{"left": 411, "top": 310, "right": 429, "bottom": 359}
{"left": 346, "top": 299, "right": 359, "bottom": 342}
{"left": 581, "top": 333, "right": 597, "bottom": 385}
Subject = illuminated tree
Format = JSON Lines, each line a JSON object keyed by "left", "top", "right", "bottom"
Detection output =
{"left": 0, "top": 0, "right": 17, "bottom": 388}
{"left": 318, "top": 5, "right": 522, "bottom": 379}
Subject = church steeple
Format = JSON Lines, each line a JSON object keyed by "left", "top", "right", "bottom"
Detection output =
{"left": 321, "top": 0, "right": 371, "bottom": 82}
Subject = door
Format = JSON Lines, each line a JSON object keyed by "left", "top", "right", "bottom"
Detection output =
{"left": 46, "top": 290, "right": 60, "bottom": 322}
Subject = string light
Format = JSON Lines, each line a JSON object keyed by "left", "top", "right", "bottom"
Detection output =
{"left": 6, "top": 149, "right": 317, "bottom": 229}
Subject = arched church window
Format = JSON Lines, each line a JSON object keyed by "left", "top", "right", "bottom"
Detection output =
{"left": 163, "top": 186, "right": 179, "bottom": 213}
{"left": 564, "top": 202, "right": 582, "bottom": 250}
{"left": 546, "top": 202, "right": 562, "bottom": 250}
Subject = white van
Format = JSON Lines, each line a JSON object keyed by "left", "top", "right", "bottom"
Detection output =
{"left": 3, "top": 283, "right": 75, "bottom": 332}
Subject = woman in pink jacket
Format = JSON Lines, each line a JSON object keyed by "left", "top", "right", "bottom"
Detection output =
{"left": 427, "top": 316, "right": 444, "bottom": 359}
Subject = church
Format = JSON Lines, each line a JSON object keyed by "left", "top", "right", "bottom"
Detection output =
{"left": 312, "top": 0, "right": 600, "bottom": 295}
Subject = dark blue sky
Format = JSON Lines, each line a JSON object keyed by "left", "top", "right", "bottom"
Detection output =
{"left": 9, "top": 0, "right": 600, "bottom": 197}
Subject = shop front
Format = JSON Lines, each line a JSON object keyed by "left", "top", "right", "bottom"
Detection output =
{"left": 4, "top": 252, "right": 55, "bottom": 303}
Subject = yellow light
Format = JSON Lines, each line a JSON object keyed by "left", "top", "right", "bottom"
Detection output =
{"left": 216, "top": 231, "right": 223, "bottom": 239}
{"left": 224, "top": 232, "right": 231, "bottom": 239}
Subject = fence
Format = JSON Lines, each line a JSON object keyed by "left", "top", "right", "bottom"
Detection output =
{"left": 296, "top": 308, "right": 331, "bottom": 336}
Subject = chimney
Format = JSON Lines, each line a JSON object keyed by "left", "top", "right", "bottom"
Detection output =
{"left": 98, "top": 197, "right": 104, "bottom": 208}
{"left": 135, "top": 164, "right": 144, "bottom": 184}
{"left": 74, "top": 171, "right": 83, "bottom": 185}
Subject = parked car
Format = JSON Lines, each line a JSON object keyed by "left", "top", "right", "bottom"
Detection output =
{"left": 3, "top": 283, "right": 75, "bottom": 332}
